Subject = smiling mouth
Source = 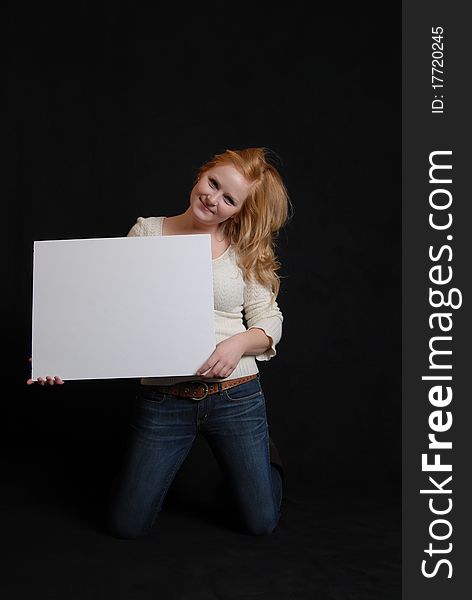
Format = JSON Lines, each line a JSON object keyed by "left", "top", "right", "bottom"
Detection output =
{"left": 200, "top": 198, "right": 215, "bottom": 213}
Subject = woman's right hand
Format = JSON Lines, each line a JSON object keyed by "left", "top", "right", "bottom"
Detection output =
{"left": 26, "top": 358, "right": 64, "bottom": 385}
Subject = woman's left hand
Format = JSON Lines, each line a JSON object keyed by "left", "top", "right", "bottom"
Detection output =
{"left": 196, "top": 335, "right": 246, "bottom": 379}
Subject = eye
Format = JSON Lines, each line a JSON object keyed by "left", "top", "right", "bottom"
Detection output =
{"left": 209, "top": 177, "right": 235, "bottom": 205}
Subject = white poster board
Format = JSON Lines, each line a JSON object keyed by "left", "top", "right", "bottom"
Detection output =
{"left": 31, "top": 235, "right": 216, "bottom": 380}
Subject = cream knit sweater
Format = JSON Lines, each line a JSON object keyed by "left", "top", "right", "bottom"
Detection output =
{"left": 127, "top": 216, "right": 283, "bottom": 386}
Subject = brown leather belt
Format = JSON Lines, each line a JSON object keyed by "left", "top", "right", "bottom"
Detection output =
{"left": 155, "top": 374, "right": 258, "bottom": 401}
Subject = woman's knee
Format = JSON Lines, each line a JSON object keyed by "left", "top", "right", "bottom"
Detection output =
{"left": 107, "top": 510, "right": 155, "bottom": 540}
{"left": 244, "top": 522, "right": 277, "bottom": 536}
{"left": 108, "top": 523, "right": 149, "bottom": 540}
{"left": 243, "top": 512, "right": 279, "bottom": 536}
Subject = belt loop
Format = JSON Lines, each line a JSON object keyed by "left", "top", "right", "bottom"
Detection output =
{"left": 218, "top": 382, "right": 223, "bottom": 395}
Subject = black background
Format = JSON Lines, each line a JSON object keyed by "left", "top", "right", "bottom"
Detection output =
{"left": 2, "top": 2, "right": 400, "bottom": 598}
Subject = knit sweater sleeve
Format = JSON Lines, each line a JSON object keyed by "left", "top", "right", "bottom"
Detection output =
{"left": 127, "top": 216, "right": 147, "bottom": 237}
{"left": 243, "top": 278, "right": 283, "bottom": 361}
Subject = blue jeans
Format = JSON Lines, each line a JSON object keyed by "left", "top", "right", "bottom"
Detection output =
{"left": 107, "top": 375, "right": 283, "bottom": 538}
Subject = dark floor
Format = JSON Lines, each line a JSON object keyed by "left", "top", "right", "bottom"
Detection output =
{"left": 1, "top": 443, "right": 400, "bottom": 600}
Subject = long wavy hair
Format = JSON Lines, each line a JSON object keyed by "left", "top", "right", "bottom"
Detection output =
{"left": 195, "top": 147, "right": 291, "bottom": 299}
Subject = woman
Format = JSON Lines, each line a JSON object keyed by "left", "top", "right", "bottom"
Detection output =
{"left": 29, "top": 147, "right": 290, "bottom": 538}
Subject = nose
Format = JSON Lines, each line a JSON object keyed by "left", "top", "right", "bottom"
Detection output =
{"left": 206, "top": 192, "right": 219, "bottom": 206}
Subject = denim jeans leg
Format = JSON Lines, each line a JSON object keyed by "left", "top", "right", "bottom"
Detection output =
{"left": 107, "top": 388, "right": 197, "bottom": 539}
{"left": 202, "top": 378, "right": 282, "bottom": 535}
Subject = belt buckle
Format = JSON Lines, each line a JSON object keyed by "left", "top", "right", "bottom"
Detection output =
{"left": 190, "top": 381, "right": 209, "bottom": 401}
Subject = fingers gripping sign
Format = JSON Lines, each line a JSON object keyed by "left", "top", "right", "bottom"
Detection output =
{"left": 26, "top": 358, "right": 64, "bottom": 386}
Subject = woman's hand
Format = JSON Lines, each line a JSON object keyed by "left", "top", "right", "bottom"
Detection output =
{"left": 196, "top": 335, "right": 247, "bottom": 379}
{"left": 26, "top": 358, "right": 64, "bottom": 386}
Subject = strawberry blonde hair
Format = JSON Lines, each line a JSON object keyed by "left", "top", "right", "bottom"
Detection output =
{"left": 195, "top": 147, "right": 291, "bottom": 299}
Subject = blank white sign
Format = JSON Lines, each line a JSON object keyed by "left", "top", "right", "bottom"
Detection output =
{"left": 31, "top": 235, "right": 216, "bottom": 380}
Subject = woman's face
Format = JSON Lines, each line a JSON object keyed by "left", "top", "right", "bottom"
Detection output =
{"left": 189, "top": 164, "right": 251, "bottom": 225}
